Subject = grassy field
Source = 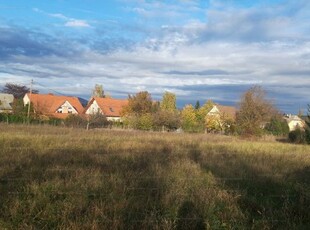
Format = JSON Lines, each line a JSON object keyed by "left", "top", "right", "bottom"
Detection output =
{"left": 0, "top": 124, "right": 309, "bottom": 229}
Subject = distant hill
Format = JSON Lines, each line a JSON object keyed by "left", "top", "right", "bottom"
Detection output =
{"left": 78, "top": 97, "right": 88, "bottom": 107}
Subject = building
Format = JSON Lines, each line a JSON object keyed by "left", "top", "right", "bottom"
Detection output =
{"left": 0, "top": 93, "right": 14, "bottom": 113}
{"left": 84, "top": 97, "right": 128, "bottom": 121}
{"left": 23, "top": 93, "right": 84, "bottom": 119}
{"left": 207, "top": 104, "right": 237, "bottom": 120}
{"left": 283, "top": 114, "right": 306, "bottom": 131}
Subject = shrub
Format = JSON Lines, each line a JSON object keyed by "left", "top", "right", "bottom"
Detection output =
{"left": 87, "top": 113, "right": 109, "bottom": 129}
{"left": 265, "top": 117, "right": 289, "bottom": 136}
{"left": 288, "top": 128, "right": 306, "bottom": 144}
{"left": 138, "top": 113, "right": 153, "bottom": 130}
{"left": 152, "top": 110, "right": 180, "bottom": 131}
{"left": 64, "top": 114, "right": 87, "bottom": 128}
{"left": 0, "top": 113, "right": 28, "bottom": 124}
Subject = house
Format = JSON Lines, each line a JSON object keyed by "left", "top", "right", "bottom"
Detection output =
{"left": 0, "top": 93, "right": 14, "bottom": 113}
{"left": 204, "top": 104, "right": 237, "bottom": 132}
{"left": 207, "top": 104, "right": 237, "bottom": 120}
{"left": 85, "top": 97, "right": 128, "bottom": 121}
{"left": 23, "top": 93, "right": 84, "bottom": 119}
{"left": 283, "top": 114, "right": 306, "bottom": 131}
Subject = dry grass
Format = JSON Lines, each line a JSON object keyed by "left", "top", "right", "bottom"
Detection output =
{"left": 0, "top": 124, "right": 309, "bottom": 229}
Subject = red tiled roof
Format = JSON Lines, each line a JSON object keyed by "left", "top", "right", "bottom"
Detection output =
{"left": 86, "top": 97, "right": 128, "bottom": 117}
{"left": 25, "top": 93, "right": 84, "bottom": 119}
{"left": 216, "top": 105, "right": 237, "bottom": 120}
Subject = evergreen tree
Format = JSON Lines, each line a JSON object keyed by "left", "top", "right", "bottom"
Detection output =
{"left": 196, "top": 100, "right": 214, "bottom": 131}
{"left": 195, "top": 100, "right": 200, "bottom": 110}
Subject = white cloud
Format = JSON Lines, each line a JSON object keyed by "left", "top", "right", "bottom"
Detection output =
{"left": 33, "top": 8, "right": 91, "bottom": 28}
{"left": 2, "top": 1, "right": 310, "bottom": 112}
{"left": 65, "top": 20, "right": 90, "bottom": 28}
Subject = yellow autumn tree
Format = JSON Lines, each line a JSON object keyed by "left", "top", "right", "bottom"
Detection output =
{"left": 181, "top": 104, "right": 199, "bottom": 132}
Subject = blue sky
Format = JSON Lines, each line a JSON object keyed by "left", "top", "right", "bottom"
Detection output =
{"left": 1, "top": 0, "right": 310, "bottom": 113}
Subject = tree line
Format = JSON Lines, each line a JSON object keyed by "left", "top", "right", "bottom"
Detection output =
{"left": 1, "top": 83, "right": 310, "bottom": 143}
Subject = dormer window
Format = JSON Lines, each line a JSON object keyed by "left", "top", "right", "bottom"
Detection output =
{"left": 109, "top": 107, "right": 114, "bottom": 112}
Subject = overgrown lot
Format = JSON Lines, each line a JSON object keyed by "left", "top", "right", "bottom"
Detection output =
{"left": 0, "top": 124, "right": 309, "bottom": 229}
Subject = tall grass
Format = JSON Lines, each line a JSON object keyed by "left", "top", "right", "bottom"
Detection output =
{"left": 0, "top": 124, "right": 309, "bottom": 229}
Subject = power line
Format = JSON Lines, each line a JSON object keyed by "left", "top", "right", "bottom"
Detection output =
{"left": 34, "top": 81, "right": 72, "bottom": 96}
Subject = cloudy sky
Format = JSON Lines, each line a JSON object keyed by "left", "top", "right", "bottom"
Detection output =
{"left": 1, "top": 0, "right": 310, "bottom": 113}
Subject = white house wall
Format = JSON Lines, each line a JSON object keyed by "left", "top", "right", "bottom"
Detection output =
{"left": 106, "top": 116, "right": 121, "bottom": 122}
{"left": 56, "top": 101, "right": 78, "bottom": 114}
{"left": 86, "top": 100, "right": 102, "bottom": 115}
{"left": 208, "top": 106, "right": 220, "bottom": 116}
{"left": 23, "top": 94, "right": 30, "bottom": 106}
{"left": 288, "top": 120, "right": 305, "bottom": 131}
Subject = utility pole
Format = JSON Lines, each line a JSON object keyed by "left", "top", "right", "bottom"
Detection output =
{"left": 27, "top": 79, "right": 33, "bottom": 121}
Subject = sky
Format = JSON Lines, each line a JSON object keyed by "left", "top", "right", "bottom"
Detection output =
{"left": 0, "top": 0, "right": 310, "bottom": 113}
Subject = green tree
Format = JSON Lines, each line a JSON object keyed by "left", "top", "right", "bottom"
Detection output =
{"left": 265, "top": 116, "right": 289, "bottom": 136}
{"left": 195, "top": 100, "right": 200, "bottom": 110}
{"left": 236, "top": 86, "right": 277, "bottom": 136}
{"left": 160, "top": 91, "right": 177, "bottom": 112}
{"left": 181, "top": 105, "right": 199, "bottom": 132}
{"left": 289, "top": 128, "right": 306, "bottom": 144}
{"left": 121, "top": 91, "right": 156, "bottom": 130}
{"left": 153, "top": 91, "right": 180, "bottom": 131}
{"left": 196, "top": 100, "right": 214, "bottom": 131}
{"left": 138, "top": 113, "right": 153, "bottom": 130}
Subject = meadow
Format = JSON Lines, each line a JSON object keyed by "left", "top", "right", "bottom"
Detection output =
{"left": 0, "top": 124, "right": 309, "bottom": 229}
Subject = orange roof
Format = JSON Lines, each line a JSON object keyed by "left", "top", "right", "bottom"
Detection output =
{"left": 25, "top": 93, "right": 84, "bottom": 119}
{"left": 216, "top": 105, "right": 237, "bottom": 120}
{"left": 86, "top": 97, "right": 128, "bottom": 117}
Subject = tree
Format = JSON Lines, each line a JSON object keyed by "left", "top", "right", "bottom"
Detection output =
{"left": 92, "top": 84, "right": 105, "bottom": 98}
{"left": 196, "top": 100, "right": 214, "bottom": 122}
{"left": 138, "top": 113, "right": 153, "bottom": 130}
{"left": 160, "top": 91, "right": 177, "bottom": 112}
{"left": 265, "top": 116, "right": 289, "bottom": 136}
{"left": 195, "top": 100, "right": 200, "bottom": 110}
{"left": 153, "top": 91, "right": 180, "bottom": 131}
{"left": 181, "top": 105, "right": 199, "bottom": 132}
{"left": 153, "top": 110, "right": 180, "bottom": 131}
{"left": 122, "top": 91, "right": 153, "bottom": 116}
{"left": 205, "top": 114, "right": 222, "bottom": 133}
{"left": 1, "top": 83, "right": 38, "bottom": 99}
{"left": 121, "top": 91, "right": 156, "bottom": 130}
{"left": 236, "top": 86, "right": 277, "bottom": 136}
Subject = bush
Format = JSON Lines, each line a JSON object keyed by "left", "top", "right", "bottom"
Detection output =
{"left": 64, "top": 115, "right": 87, "bottom": 128}
{"left": 87, "top": 113, "right": 109, "bottom": 129}
{"left": 138, "top": 113, "right": 153, "bottom": 130}
{"left": 152, "top": 110, "right": 180, "bottom": 131}
{"left": 265, "top": 117, "right": 289, "bottom": 136}
{"left": 0, "top": 113, "right": 29, "bottom": 124}
{"left": 288, "top": 128, "right": 306, "bottom": 144}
